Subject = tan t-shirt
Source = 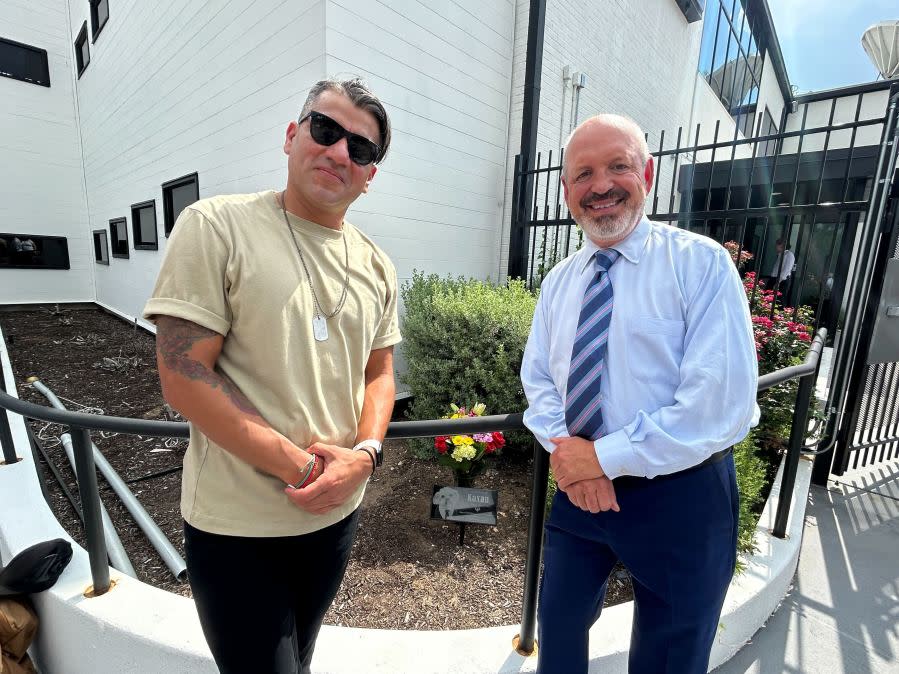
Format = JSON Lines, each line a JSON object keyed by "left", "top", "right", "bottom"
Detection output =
{"left": 143, "top": 190, "right": 401, "bottom": 536}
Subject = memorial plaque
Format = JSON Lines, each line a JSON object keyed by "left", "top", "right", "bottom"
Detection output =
{"left": 430, "top": 485, "right": 498, "bottom": 525}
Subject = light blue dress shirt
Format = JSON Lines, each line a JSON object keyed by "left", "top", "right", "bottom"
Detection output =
{"left": 521, "top": 217, "right": 759, "bottom": 480}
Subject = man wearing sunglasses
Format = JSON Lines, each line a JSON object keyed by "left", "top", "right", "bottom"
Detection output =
{"left": 144, "top": 77, "right": 399, "bottom": 673}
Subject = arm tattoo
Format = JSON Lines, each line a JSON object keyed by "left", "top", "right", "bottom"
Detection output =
{"left": 156, "top": 316, "right": 261, "bottom": 416}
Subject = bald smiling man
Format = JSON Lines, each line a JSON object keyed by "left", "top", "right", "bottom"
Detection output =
{"left": 521, "top": 115, "right": 758, "bottom": 674}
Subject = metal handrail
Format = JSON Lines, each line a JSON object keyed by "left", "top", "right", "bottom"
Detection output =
{"left": 0, "top": 330, "right": 825, "bottom": 655}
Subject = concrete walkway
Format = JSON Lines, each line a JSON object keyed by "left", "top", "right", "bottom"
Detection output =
{"left": 717, "top": 456, "right": 899, "bottom": 674}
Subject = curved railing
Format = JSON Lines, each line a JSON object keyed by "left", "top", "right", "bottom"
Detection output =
{"left": 0, "top": 328, "right": 826, "bottom": 654}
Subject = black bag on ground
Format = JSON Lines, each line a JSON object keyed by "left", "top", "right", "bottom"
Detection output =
{"left": 0, "top": 540, "right": 72, "bottom": 597}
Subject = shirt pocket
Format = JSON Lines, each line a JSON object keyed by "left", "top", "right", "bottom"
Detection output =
{"left": 625, "top": 317, "right": 685, "bottom": 394}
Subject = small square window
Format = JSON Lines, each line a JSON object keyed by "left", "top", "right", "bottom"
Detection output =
{"left": 75, "top": 22, "right": 90, "bottom": 77}
{"left": 162, "top": 173, "right": 199, "bottom": 236}
{"left": 109, "top": 218, "right": 129, "bottom": 258}
{"left": 93, "top": 229, "right": 109, "bottom": 265}
{"left": 131, "top": 200, "right": 158, "bottom": 250}
{"left": 90, "top": 0, "right": 109, "bottom": 41}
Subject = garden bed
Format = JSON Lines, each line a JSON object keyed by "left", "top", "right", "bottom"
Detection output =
{"left": 1, "top": 305, "right": 634, "bottom": 630}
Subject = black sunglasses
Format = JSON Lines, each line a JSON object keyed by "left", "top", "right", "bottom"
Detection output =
{"left": 298, "top": 110, "right": 381, "bottom": 166}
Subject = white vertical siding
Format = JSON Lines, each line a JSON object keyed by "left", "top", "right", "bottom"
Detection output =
{"left": 499, "top": 0, "right": 705, "bottom": 278}
{"left": 68, "top": 0, "right": 327, "bottom": 325}
{"left": 0, "top": 0, "right": 93, "bottom": 304}
{"left": 324, "top": 0, "right": 516, "bottom": 285}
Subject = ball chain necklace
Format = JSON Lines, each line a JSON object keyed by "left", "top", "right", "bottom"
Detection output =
{"left": 279, "top": 191, "right": 349, "bottom": 342}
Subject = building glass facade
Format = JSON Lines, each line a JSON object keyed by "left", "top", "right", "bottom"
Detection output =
{"left": 699, "top": 0, "right": 764, "bottom": 136}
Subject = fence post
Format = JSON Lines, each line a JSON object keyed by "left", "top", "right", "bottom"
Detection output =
{"left": 70, "top": 426, "right": 111, "bottom": 594}
{"left": 0, "top": 359, "right": 18, "bottom": 464}
{"left": 516, "top": 439, "right": 549, "bottom": 654}
{"left": 772, "top": 371, "right": 815, "bottom": 538}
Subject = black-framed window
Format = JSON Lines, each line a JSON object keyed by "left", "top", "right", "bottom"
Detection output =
{"left": 90, "top": 0, "right": 109, "bottom": 42}
{"left": 0, "top": 233, "right": 70, "bottom": 269}
{"left": 93, "top": 230, "right": 109, "bottom": 265}
{"left": 162, "top": 173, "right": 199, "bottom": 236}
{"left": 74, "top": 22, "right": 90, "bottom": 77}
{"left": 109, "top": 218, "right": 129, "bottom": 258}
{"left": 0, "top": 37, "right": 50, "bottom": 87}
{"left": 698, "top": 0, "right": 763, "bottom": 133}
{"left": 131, "top": 200, "right": 158, "bottom": 250}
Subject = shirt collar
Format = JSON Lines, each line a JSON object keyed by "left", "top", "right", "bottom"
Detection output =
{"left": 578, "top": 215, "right": 652, "bottom": 272}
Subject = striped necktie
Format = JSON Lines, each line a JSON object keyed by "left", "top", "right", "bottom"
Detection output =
{"left": 565, "top": 249, "right": 620, "bottom": 440}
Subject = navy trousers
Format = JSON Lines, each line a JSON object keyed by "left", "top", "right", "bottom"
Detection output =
{"left": 537, "top": 456, "right": 739, "bottom": 674}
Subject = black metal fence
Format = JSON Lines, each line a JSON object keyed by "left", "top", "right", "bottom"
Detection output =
{"left": 507, "top": 87, "right": 893, "bottom": 346}
{"left": 0, "top": 330, "right": 826, "bottom": 655}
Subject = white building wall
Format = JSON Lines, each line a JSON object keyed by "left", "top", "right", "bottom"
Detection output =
{"left": 63, "top": 0, "right": 515, "bottom": 323}
{"left": 0, "top": 1, "right": 93, "bottom": 304}
{"left": 755, "top": 56, "right": 786, "bottom": 132}
{"left": 323, "top": 0, "right": 515, "bottom": 285}
{"left": 499, "top": 0, "right": 706, "bottom": 278}
{"left": 67, "top": 0, "right": 327, "bottom": 327}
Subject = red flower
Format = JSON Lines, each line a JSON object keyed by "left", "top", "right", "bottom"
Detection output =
{"left": 435, "top": 436, "right": 448, "bottom": 454}
{"left": 491, "top": 432, "right": 506, "bottom": 447}
{"left": 485, "top": 442, "right": 496, "bottom": 454}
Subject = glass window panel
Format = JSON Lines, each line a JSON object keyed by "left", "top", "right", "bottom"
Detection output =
{"left": 722, "top": 30, "right": 742, "bottom": 108}
{"left": 0, "top": 38, "right": 50, "bottom": 86}
{"left": 0, "top": 234, "right": 69, "bottom": 269}
{"left": 98, "top": 0, "right": 109, "bottom": 27}
{"left": 139, "top": 208, "right": 156, "bottom": 242}
{"left": 698, "top": 3, "right": 722, "bottom": 77}
{"left": 734, "top": 5, "right": 750, "bottom": 54}
{"left": 711, "top": 9, "right": 732, "bottom": 97}
{"left": 93, "top": 231, "right": 109, "bottom": 264}
{"left": 170, "top": 182, "right": 198, "bottom": 222}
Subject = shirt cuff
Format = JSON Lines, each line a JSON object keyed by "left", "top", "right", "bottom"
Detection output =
{"left": 594, "top": 429, "right": 641, "bottom": 480}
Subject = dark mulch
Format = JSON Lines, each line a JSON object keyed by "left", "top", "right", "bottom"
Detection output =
{"left": 0, "top": 306, "right": 631, "bottom": 630}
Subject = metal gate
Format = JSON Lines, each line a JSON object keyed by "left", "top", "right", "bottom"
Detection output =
{"left": 825, "top": 87, "right": 899, "bottom": 477}
{"left": 507, "top": 82, "right": 899, "bottom": 481}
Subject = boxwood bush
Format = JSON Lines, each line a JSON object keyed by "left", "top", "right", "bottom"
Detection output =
{"left": 400, "top": 272, "right": 537, "bottom": 456}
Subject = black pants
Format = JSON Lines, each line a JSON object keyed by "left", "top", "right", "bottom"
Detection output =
{"left": 184, "top": 510, "right": 360, "bottom": 674}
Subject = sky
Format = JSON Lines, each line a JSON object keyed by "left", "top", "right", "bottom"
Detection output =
{"left": 767, "top": 0, "right": 897, "bottom": 93}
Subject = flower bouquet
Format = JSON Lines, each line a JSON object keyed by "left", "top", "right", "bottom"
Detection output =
{"left": 434, "top": 403, "right": 505, "bottom": 486}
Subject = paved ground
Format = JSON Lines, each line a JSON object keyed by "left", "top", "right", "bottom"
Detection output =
{"left": 717, "top": 456, "right": 899, "bottom": 674}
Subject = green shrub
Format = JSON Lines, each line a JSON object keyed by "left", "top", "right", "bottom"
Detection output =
{"left": 400, "top": 272, "right": 537, "bottom": 457}
{"left": 733, "top": 433, "right": 766, "bottom": 558}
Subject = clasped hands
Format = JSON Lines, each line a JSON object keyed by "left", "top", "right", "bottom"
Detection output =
{"left": 284, "top": 442, "right": 371, "bottom": 515}
{"left": 550, "top": 436, "right": 619, "bottom": 514}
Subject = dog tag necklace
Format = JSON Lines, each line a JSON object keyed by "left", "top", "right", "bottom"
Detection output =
{"left": 280, "top": 192, "right": 349, "bottom": 342}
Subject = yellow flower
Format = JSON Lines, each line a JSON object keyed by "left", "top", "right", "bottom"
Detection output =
{"left": 472, "top": 402, "right": 486, "bottom": 416}
{"left": 452, "top": 445, "right": 477, "bottom": 462}
{"left": 451, "top": 435, "right": 473, "bottom": 446}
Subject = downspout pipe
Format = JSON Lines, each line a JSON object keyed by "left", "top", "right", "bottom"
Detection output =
{"left": 32, "top": 379, "right": 187, "bottom": 582}
{"left": 507, "top": 0, "right": 547, "bottom": 280}
{"left": 59, "top": 433, "right": 136, "bottom": 578}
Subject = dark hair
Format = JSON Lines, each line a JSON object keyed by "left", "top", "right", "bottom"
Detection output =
{"left": 299, "top": 77, "right": 391, "bottom": 163}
